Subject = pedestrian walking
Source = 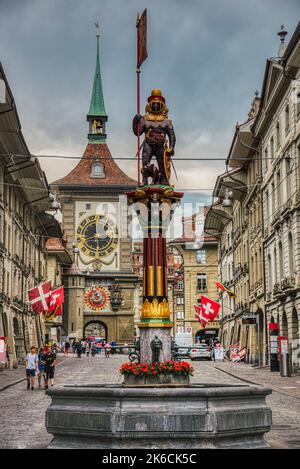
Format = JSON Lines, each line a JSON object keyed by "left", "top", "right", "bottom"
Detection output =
{"left": 85, "top": 341, "right": 90, "bottom": 357}
{"left": 76, "top": 340, "right": 82, "bottom": 358}
{"left": 104, "top": 342, "right": 111, "bottom": 358}
{"left": 91, "top": 342, "right": 97, "bottom": 357}
{"left": 64, "top": 340, "right": 70, "bottom": 356}
{"left": 25, "top": 346, "right": 39, "bottom": 390}
{"left": 42, "top": 346, "right": 57, "bottom": 389}
{"left": 37, "top": 347, "right": 45, "bottom": 388}
{"left": 72, "top": 339, "right": 76, "bottom": 354}
{"left": 51, "top": 342, "right": 58, "bottom": 358}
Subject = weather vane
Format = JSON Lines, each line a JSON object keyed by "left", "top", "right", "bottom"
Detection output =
{"left": 94, "top": 21, "right": 100, "bottom": 37}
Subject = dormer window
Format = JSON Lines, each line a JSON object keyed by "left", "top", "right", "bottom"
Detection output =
{"left": 91, "top": 163, "right": 104, "bottom": 178}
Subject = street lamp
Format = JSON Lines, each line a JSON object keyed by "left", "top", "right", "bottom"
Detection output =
{"left": 222, "top": 190, "right": 233, "bottom": 207}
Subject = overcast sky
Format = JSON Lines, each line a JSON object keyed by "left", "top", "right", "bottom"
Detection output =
{"left": 0, "top": 0, "right": 299, "bottom": 206}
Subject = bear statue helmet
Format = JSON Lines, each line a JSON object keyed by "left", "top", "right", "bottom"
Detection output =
{"left": 145, "top": 89, "right": 169, "bottom": 120}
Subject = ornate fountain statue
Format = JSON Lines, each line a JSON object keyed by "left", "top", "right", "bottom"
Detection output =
{"left": 133, "top": 89, "right": 176, "bottom": 186}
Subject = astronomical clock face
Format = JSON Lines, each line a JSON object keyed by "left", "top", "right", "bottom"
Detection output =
{"left": 76, "top": 214, "right": 118, "bottom": 259}
{"left": 84, "top": 286, "right": 110, "bottom": 312}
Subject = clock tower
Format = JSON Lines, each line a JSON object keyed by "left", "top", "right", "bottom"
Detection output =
{"left": 51, "top": 25, "right": 138, "bottom": 342}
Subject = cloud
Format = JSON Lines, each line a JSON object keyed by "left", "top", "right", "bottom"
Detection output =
{"left": 0, "top": 0, "right": 299, "bottom": 198}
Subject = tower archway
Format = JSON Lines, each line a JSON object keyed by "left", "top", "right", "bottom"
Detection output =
{"left": 83, "top": 320, "right": 108, "bottom": 340}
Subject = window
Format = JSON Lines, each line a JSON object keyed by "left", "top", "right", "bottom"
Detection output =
{"left": 91, "top": 163, "right": 104, "bottom": 178}
{"left": 264, "top": 147, "right": 268, "bottom": 169}
{"left": 86, "top": 203, "right": 91, "bottom": 210}
{"left": 278, "top": 242, "right": 283, "bottom": 280}
{"left": 177, "top": 281, "right": 183, "bottom": 291}
{"left": 276, "top": 171, "right": 281, "bottom": 207}
{"left": 177, "top": 311, "right": 184, "bottom": 320}
{"left": 196, "top": 249, "right": 206, "bottom": 264}
{"left": 286, "top": 158, "right": 291, "bottom": 199}
{"left": 276, "top": 122, "right": 280, "bottom": 148}
{"left": 270, "top": 137, "right": 274, "bottom": 160}
{"left": 285, "top": 104, "right": 290, "bottom": 133}
{"left": 288, "top": 233, "right": 294, "bottom": 275}
{"left": 197, "top": 273, "right": 207, "bottom": 291}
{"left": 297, "top": 91, "right": 300, "bottom": 118}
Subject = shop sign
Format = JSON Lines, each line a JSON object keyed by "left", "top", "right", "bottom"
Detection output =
{"left": 278, "top": 336, "right": 289, "bottom": 354}
{"left": 242, "top": 313, "right": 257, "bottom": 325}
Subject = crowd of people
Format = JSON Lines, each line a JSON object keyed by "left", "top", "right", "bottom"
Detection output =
{"left": 63, "top": 338, "right": 117, "bottom": 359}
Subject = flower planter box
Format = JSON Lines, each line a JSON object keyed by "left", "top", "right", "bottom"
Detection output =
{"left": 123, "top": 373, "right": 190, "bottom": 386}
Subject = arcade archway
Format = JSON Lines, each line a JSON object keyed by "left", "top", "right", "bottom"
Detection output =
{"left": 83, "top": 320, "right": 108, "bottom": 340}
{"left": 195, "top": 328, "right": 218, "bottom": 345}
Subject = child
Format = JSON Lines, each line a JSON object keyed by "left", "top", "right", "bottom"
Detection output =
{"left": 25, "top": 346, "right": 38, "bottom": 390}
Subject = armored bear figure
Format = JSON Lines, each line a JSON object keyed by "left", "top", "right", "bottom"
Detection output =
{"left": 133, "top": 89, "right": 176, "bottom": 186}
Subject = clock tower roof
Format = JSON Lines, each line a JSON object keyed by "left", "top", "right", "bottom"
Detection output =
{"left": 51, "top": 23, "right": 137, "bottom": 189}
{"left": 51, "top": 142, "right": 137, "bottom": 187}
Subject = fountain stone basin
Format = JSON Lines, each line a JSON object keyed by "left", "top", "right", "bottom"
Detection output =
{"left": 46, "top": 383, "right": 272, "bottom": 449}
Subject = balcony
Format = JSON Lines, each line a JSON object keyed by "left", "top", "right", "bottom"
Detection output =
{"left": 233, "top": 229, "right": 241, "bottom": 244}
{"left": 281, "top": 197, "right": 293, "bottom": 218}
{"left": 281, "top": 275, "right": 296, "bottom": 291}
{"left": 13, "top": 297, "right": 24, "bottom": 309}
{"left": 273, "top": 282, "right": 283, "bottom": 296}
{"left": 264, "top": 226, "right": 269, "bottom": 238}
{"left": 271, "top": 209, "right": 281, "bottom": 227}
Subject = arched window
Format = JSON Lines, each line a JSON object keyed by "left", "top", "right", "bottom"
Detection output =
{"left": 91, "top": 163, "right": 104, "bottom": 178}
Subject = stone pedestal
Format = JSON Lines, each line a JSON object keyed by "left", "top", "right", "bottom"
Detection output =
{"left": 140, "top": 327, "right": 171, "bottom": 362}
{"left": 46, "top": 383, "right": 272, "bottom": 449}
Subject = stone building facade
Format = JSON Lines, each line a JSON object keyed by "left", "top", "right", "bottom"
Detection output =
{"left": 0, "top": 62, "right": 67, "bottom": 365}
{"left": 253, "top": 23, "right": 300, "bottom": 368}
{"left": 170, "top": 210, "right": 219, "bottom": 343}
{"left": 51, "top": 31, "right": 138, "bottom": 343}
{"left": 205, "top": 23, "right": 300, "bottom": 366}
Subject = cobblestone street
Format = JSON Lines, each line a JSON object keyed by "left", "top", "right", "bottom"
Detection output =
{"left": 0, "top": 354, "right": 299, "bottom": 449}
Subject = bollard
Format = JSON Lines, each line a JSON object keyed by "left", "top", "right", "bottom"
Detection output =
{"left": 280, "top": 353, "right": 291, "bottom": 377}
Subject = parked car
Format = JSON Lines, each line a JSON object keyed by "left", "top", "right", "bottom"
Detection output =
{"left": 189, "top": 344, "right": 212, "bottom": 361}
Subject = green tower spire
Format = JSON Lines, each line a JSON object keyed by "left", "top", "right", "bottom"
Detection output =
{"left": 87, "top": 22, "right": 107, "bottom": 143}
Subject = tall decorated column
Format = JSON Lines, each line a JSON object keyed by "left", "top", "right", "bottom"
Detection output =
{"left": 127, "top": 89, "right": 183, "bottom": 364}
{"left": 127, "top": 186, "right": 183, "bottom": 362}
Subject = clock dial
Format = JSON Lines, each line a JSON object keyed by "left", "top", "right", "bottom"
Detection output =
{"left": 76, "top": 214, "right": 118, "bottom": 258}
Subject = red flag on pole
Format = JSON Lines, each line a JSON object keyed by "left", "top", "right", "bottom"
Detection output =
{"left": 137, "top": 9, "right": 148, "bottom": 67}
{"left": 194, "top": 295, "right": 221, "bottom": 328}
{"left": 48, "top": 286, "right": 64, "bottom": 316}
{"left": 28, "top": 281, "right": 52, "bottom": 313}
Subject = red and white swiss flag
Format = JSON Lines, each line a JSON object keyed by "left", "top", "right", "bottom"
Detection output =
{"left": 49, "top": 286, "right": 64, "bottom": 316}
{"left": 28, "top": 281, "right": 52, "bottom": 313}
{"left": 194, "top": 295, "right": 221, "bottom": 328}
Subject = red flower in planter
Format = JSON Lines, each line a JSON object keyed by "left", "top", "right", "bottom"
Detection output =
{"left": 120, "top": 360, "right": 194, "bottom": 377}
